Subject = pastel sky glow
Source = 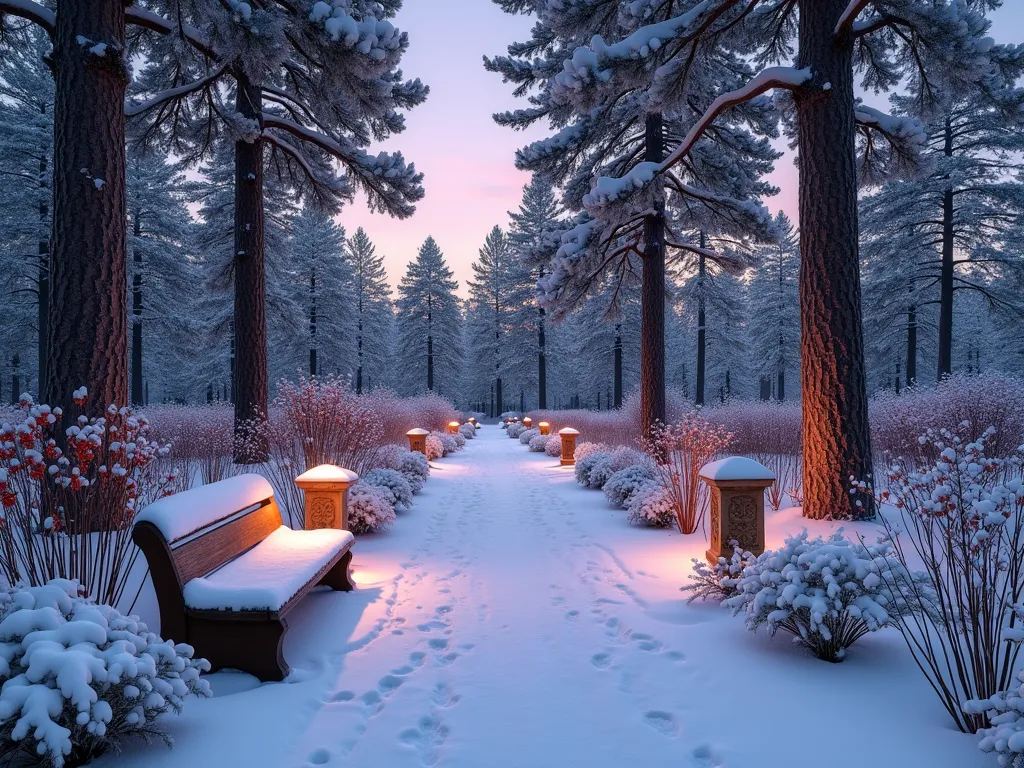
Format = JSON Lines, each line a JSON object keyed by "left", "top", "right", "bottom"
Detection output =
{"left": 339, "top": 1, "right": 1024, "bottom": 297}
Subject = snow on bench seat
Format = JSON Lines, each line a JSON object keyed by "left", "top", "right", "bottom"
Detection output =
{"left": 182, "top": 526, "right": 355, "bottom": 612}
{"left": 135, "top": 474, "right": 275, "bottom": 543}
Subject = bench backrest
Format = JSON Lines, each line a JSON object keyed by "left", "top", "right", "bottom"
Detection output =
{"left": 133, "top": 474, "right": 284, "bottom": 635}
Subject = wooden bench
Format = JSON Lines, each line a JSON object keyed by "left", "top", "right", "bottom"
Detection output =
{"left": 132, "top": 474, "right": 355, "bottom": 682}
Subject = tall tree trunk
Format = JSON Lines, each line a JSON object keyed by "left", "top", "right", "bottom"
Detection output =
{"left": 11, "top": 354, "right": 20, "bottom": 405}
{"left": 232, "top": 75, "right": 268, "bottom": 462}
{"left": 796, "top": 0, "right": 873, "bottom": 520}
{"left": 613, "top": 324, "right": 623, "bottom": 408}
{"left": 906, "top": 303, "right": 917, "bottom": 387}
{"left": 309, "top": 265, "right": 317, "bottom": 376}
{"left": 37, "top": 114, "right": 49, "bottom": 397}
{"left": 937, "top": 118, "right": 955, "bottom": 381}
{"left": 538, "top": 268, "right": 547, "bottom": 409}
{"left": 695, "top": 232, "right": 707, "bottom": 407}
{"left": 130, "top": 214, "right": 143, "bottom": 405}
{"left": 778, "top": 367, "right": 786, "bottom": 402}
{"left": 640, "top": 112, "right": 666, "bottom": 435}
{"left": 356, "top": 291, "right": 363, "bottom": 393}
{"left": 46, "top": 0, "right": 128, "bottom": 416}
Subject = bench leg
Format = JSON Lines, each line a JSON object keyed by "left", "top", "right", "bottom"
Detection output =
{"left": 188, "top": 616, "right": 289, "bottom": 682}
{"left": 320, "top": 549, "right": 355, "bottom": 592}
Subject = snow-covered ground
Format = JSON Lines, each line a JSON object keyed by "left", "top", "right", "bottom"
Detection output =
{"left": 100, "top": 427, "right": 985, "bottom": 768}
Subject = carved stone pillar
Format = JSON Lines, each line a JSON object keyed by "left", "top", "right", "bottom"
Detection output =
{"left": 538, "top": 421, "right": 550, "bottom": 436}
{"left": 294, "top": 465, "right": 359, "bottom": 530}
{"left": 406, "top": 428, "right": 429, "bottom": 455}
{"left": 558, "top": 427, "right": 579, "bottom": 466}
{"left": 698, "top": 457, "right": 775, "bottom": 563}
{"left": 447, "top": 421, "right": 460, "bottom": 435}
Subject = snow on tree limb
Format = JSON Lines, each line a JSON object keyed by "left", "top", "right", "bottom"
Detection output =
{"left": 835, "top": 0, "right": 873, "bottom": 38}
{"left": 0, "top": 0, "right": 54, "bottom": 35}
{"left": 125, "top": 63, "right": 229, "bottom": 118}
{"left": 124, "top": 7, "right": 215, "bottom": 60}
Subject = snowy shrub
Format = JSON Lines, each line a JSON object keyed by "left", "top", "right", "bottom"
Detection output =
{"left": 439, "top": 432, "right": 460, "bottom": 454}
{"left": 855, "top": 425, "right": 1024, "bottom": 732}
{"left": 362, "top": 468, "right": 413, "bottom": 510}
{"left": 681, "top": 541, "right": 755, "bottom": 603}
{"left": 603, "top": 465, "right": 657, "bottom": 508}
{"left": 0, "top": 392, "right": 178, "bottom": 607}
{"left": 508, "top": 423, "right": 526, "bottom": 439}
{"left": 392, "top": 449, "right": 430, "bottom": 493}
{"left": 966, "top": 669, "right": 1024, "bottom": 765}
{"left": 0, "top": 580, "right": 211, "bottom": 768}
{"left": 452, "top": 432, "right": 467, "bottom": 449}
{"left": 519, "top": 428, "right": 540, "bottom": 445}
{"left": 575, "top": 452, "right": 611, "bottom": 486}
{"left": 545, "top": 436, "right": 561, "bottom": 457}
{"left": 458, "top": 423, "right": 475, "bottom": 440}
{"left": 425, "top": 435, "right": 445, "bottom": 461}
{"left": 347, "top": 482, "right": 397, "bottom": 535}
{"left": 588, "top": 449, "right": 650, "bottom": 490}
{"left": 643, "top": 414, "right": 732, "bottom": 534}
{"left": 573, "top": 441, "right": 609, "bottom": 462}
{"left": 146, "top": 404, "right": 236, "bottom": 486}
{"left": 723, "top": 531, "right": 912, "bottom": 662}
{"left": 528, "top": 434, "right": 548, "bottom": 452}
{"left": 625, "top": 484, "right": 676, "bottom": 528}
{"left": 372, "top": 391, "right": 461, "bottom": 446}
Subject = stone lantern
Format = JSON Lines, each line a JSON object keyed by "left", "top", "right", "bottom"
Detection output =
{"left": 538, "top": 421, "right": 550, "bottom": 436}
{"left": 558, "top": 427, "right": 580, "bottom": 466}
{"left": 522, "top": 416, "right": 533, "bottom": 429}
{"left": 406, "top": 428, "right": 429, "bottom": 455}
{"left": 295, "top": 465, "right": 359, "bottom": 530}
{"left": 698, "top": 457, "right": 775, "bottom": 564}
{"left": 447, "top": 420, "right": 460, "bottom": 435}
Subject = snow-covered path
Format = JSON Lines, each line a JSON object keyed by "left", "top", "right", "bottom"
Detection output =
{"left": 103, "top": 427, "right": 984, "bottom": 768}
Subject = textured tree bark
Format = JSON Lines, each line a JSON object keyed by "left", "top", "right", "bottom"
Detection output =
{"left": 232, "top": 75, "right": 268, "bottom": 462}
{"left": 613, "top": 324, "right": 623, "bottom": 408}
{"left": 778, "top": 368, "right": 786, "bottom": 402}
{"left": 795, "top": 0, "right": 873, "bottom": 520}
{"left": 937, "top": 185, "right": 955, "bottom": 379}
{"left": 538, "top": 267, "right": 547, "bottom": 409}
{"left": 45, "top": 0, "right": 128, "bottom": 416}
{"left": 131, "top": 214, "right": 143, "bottom": 405}
{"left": 309, "top": 265, "right": 317, "bottom": 376}
{"left": 640, "top": 113, "right": 666, "bottom": 436}
{"left": 356, "top": 291, "right": 363, "bottom": 393}
{"left": 11, "top": 354, "right": 20, "bottom": 405}
{"left": 906, "top": 304, "right": 917, "bottom": 387}
{"left": 37, "top": 125, "right": 49, "bottom": 397}
{"left": 695, "top": 233, "right": 707, "bottom": 407}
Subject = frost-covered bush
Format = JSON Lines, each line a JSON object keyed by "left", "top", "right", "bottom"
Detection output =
{"left": 625, "top": 484, "right": 676, "bottom": 528}
{"left": 724, "top": 531, "right": 910, "bottom": 662}
{"left": 458, "top": 423, "right": 476, "bottom": 440}
{"left": 588, "top": 449, "right": 650, "bottom": 490}
{"left": 430, "top": 432, "right": 459, "bottom": 456}
{"left": 519, "top": 427, "right": 540, "bottom": 445}
{"left": 575, "top": 452, "right": 610, "bottom": 486}
{"left": 681, "top": 541, "right": 755, "bottom": 603}
{"left": 545, "top": 436, "right": 561, "bottom": 457}
{"left": 603, "top": 465, "right": 657, "bottom": 508}
{"left": 380, "top": 447, "right": 429, "bottom": 494}
{"left": 574, "top": 441, "right": 609, "bottom": 462}
{"left": 425, "top": 434, "right": 445, "bottom": 461}
{"left": 347, "top": 482, "right": 397, "bottom": 535}
{"left": 528, "top": 434, "right": 548, "bottom": 452}
{"left": 967, "top": 669, "right": 1024, "bottom": 765}
{"left": 362, "top": 468, "right": 413, "bottom": 510}
{"left": 0, "top": 580, "right": 211, "bottom": 768}
{"left": 508, "top": 423, "right": 526, "bottom": 439}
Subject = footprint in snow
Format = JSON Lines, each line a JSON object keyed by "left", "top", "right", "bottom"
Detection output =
{"left": 590, "top": 652, "right": 612, "bottom": 669}
{"left": 417, "top": 621, "right": 446, "bottom": 632}
{"left": 431, "top": 682, "right": 461, "bottom": 708}
{"left": 329, "top": 689, "right": 355, "bottom": 703}
{"left": 631, "top": 633, "right": 663, "bottom": 652}
{"left": 438, "top": 651, "right": 460, "bottom": 666}
{"left": 307, "top": 747, "right": 331, "bottom": 765}
{"left": 691, "top": 744, "right": 724, "bottom": 767}
{"left": 399, "top": 715, "right": 449, "bottom": 766}
{"left": 428, "top": 638, "right": 449, "bottom": 651}
{"left": 643, "top": 710, "right": 678, "bottom": 737}
{"left": 378, "top": 675, "right": 404, "bottom": 696}
{"left": 565, "top": 609, "right": 580, "bottom": 620}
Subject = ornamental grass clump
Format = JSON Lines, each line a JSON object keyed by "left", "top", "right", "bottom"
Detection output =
{"left": 643, "top": 414, "right": 732, "bottom": 534}
{"left": 854, "top": 425, "right": 1024, "bottom": 734}
{"left": 724, "top": 530, "right": 913, "bottom": 662}
{"left": 0, "top": 580, "right": 210, "bottom": 768}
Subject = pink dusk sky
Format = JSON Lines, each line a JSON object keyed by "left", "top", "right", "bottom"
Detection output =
{"left": 339, "top": 1, "right": 1024, "bottom": 297}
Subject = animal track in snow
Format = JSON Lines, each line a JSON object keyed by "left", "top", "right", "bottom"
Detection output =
{"left": 307, "top": 747, "right": 331, "bottom": 765}
{"left": 399, "top": 714, "right": 449, "bottom": 766}
{"left": 643, "top": 710, "right": 678, "bottom": 737}
{"left": 590, "top": 652, "right": 612, "bottom": 669}
{"left": 691, "top": 744, "right": 724, "bottom": 767}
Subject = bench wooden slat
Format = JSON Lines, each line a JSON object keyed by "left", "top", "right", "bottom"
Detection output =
{"left": 172, "top": 499, "right": 283, "bottom": 584}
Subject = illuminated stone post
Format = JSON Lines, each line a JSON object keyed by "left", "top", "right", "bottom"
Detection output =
{"left": 522, "top": 416, "right": 533, "bottom": 429}
{"left": 538, "top": 421, "right": 550, "bottom": 436}
{"left": 698, "top": 457, "right": 775, "bottom": 564}
{"left": 447, "top": 420, "right": 460, "bottom": 435}
{"left": 295, "top": 465, "right": 359, "bottom": 530}
{"left": 406, "top": 428, "right": 429, "bottom": 455}
{"left": 559, "top": 427, "right": 579, "bottom": 466}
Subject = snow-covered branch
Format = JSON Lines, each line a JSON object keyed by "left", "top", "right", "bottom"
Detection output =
{"left": 835, "top": 0, "right": 873, "bottom": 38}
{"left": 125, "top": 63, "right": 229, "bottom": 118}
{"left": 0, "top": 0, "right": 54, "bottom": 34}
{"left": 124, "top": 7, "right": 216, "bottom": 60}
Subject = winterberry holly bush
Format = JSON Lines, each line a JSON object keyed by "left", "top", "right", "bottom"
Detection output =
{"left": 0, "top": 389, "right": 177, "bottom": 607}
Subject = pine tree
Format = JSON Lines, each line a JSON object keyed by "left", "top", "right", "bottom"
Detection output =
{"left": 526, "top": 0, "right": 1009, "bottom": 519}
{"left": 346, "top": 228, "right": 394, "bottom": 393}
{"left": 747, "top": 213, "right": 800, "bottom": 401}
{"left": 126, "top": 149, "right": 197, "bottom": 405}
{"left": 395, "top": 238, "right": 462, "bottom": 397}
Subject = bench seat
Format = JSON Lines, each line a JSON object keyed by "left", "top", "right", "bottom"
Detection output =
{"left": 183, "top": 526, "right": 355, "bottom": 613}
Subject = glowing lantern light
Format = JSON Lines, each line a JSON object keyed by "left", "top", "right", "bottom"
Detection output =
{"left": 294, "top": 464, "right": 359, "bottom": 530}
{"left": 558, "top": 427, "right": 580, "bottom": 466}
